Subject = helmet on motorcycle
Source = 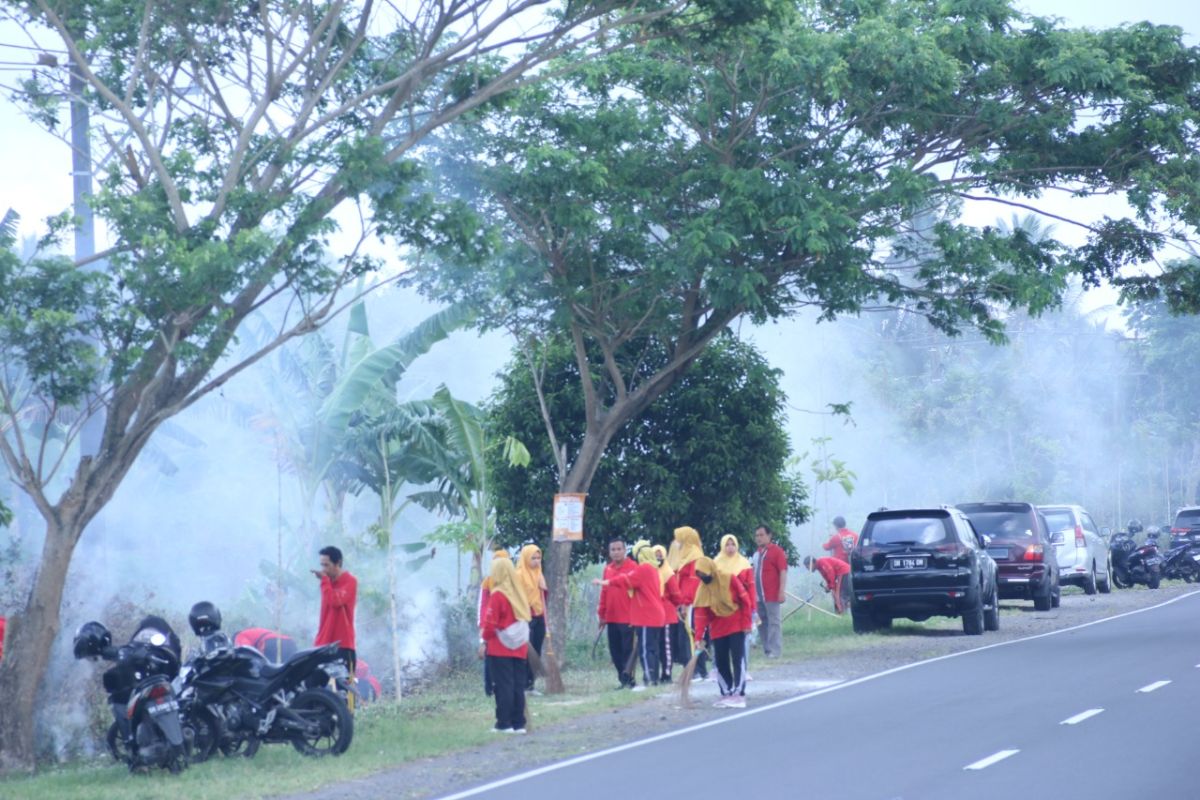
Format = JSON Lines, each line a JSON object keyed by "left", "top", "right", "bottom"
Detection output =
{"left": 188, "top": 601, "right": 222, "bottom": 637}
{"left": 73, "top": 621, "right": 112, "bottom": 660}
{"left": 1128, "top": 519, "right": 1143, "bottom": 535}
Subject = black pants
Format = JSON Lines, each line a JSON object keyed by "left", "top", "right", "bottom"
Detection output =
{"left": 637, "top": 626, "right": 663, "bottom": 686}
{"left": 659, "top": 623, "right": 675, "bottom": 681}
{"left": 669, "top": 620, "right": 690, "bottom": 679}
{"left": 606, "top": 623, "right": 635, "bottom": 687}
{"left": 713, "top": 632, "right": 747, "bottom": 697}
{"left": 486, "top": 655, "right": 527, "bottom": 730}
{"left": 525, "top": 615, "right": 546, "bottom": 689}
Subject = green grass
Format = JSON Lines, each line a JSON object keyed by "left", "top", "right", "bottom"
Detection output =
{"left": 0, "top": 662, "right": 645, "bottom": 800}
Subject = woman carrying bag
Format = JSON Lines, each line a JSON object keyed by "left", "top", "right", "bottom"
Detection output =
{"left": 479, "top": 558, "right": 531, "bottom": 733}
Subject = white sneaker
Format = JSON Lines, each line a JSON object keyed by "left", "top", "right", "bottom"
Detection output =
{"left": 631, "top": 685, "right": 646, "bottom": 693}
{"left": 713, "top": 696, "right": 732, "bottom": 708}
{"left": 745, "top": 672, "right": 754, "bottom": 681}
{"left": 507, "top": 728, "right": 527, "bottom": 735}
{"left": 725, "top": 695, "right": 746, "bottom": 708}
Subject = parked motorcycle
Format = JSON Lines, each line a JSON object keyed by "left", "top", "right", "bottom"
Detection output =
{"left": 1109, "top": 520, "right": 1162, "bottom": 589}
{"left": 180, "top": 601, "right": 353, "bottom": 759}
{"left": 73, "top": 617, "right": 189, "bottom": 773}
{"left": 1156, "top": 526, "right": 1200, "bottom": 583}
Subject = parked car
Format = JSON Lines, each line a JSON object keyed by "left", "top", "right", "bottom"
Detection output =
{"left": 1171, "top": 506, "right": 1200, "bottom": 537}
{"left": 849, "top": 507, "right": 999, "bottom": 636}
{"left": 957, "top": 502, "right": 1060, "bottom": 611}
{"left": 1038, "top": 504, "right": 1112, "bottom": 595}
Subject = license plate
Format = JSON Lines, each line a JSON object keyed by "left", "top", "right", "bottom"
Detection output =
{"left": 889, "top": 557, "right": 927, "bottom": 570}
{"left": 987, "top": 548, "right": 1008, "bottom": 560}
{"left": 147, "top": 699, "right": 178, "bottom": 715}
{"left": 1191, "top": 554, "right": 1200, "bottom": 562}
{"left": 1145, "top": 557, "right": 1162, "bottom": 566}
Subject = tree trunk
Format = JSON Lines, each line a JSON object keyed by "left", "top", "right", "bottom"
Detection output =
{"left": 0, "top": 511, "right": 85, "bottom": 773}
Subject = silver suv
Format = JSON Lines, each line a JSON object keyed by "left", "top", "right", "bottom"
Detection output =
{"left": 1038, "top": 504, "right": 1112, "bottom": 595}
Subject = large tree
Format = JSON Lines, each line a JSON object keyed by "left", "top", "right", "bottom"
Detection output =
{"left": 0, "top": 0, "right": 690, "bottom": 770}
{"left": 487, "top": 333, "right": 809, "bottom": 565}
{"left": 419, "top": 0, "right": 1200, "bottom": 652}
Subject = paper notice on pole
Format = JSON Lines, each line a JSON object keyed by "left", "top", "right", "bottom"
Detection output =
{"left": 552, "top": 493, "right": 586, "bottom": 542}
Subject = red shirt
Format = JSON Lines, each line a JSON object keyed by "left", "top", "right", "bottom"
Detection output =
{"left": 693, "top": 577, "right": 752, "bottom": 642}
{"left": 482, "top": 591, "right": 529, "bottom": 659}
{"left": 823, "top": 528, "right": 858, "bottom": 562}
{"left": 814, "top": 556, "right": 850, "bottom": 590}
{"left": 597, "top": 558, "right": 638, "bottom": 624}
{"left": 674, "top": 561, "right": 700, "bottom": 606}
{"left": 662, "top": 574, "right": 684, "bottom": 622}
{"left": 315, "top": 571, "right": 357, "bottom": 651}
{"left": 755, "top": 543, "right": 789, "bottom": 602}
{"left": 735, "top": 566, "right": 756, "bottom": 617}
{"left": 0, "top": 616, "right": 6, "bottom": 662}
{"left": 610, "top": 563, "right": 667, "bottom": 628}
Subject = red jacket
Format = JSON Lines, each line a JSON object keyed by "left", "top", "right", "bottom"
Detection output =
{"left": 597, "top": 558, "right": 638, "bottom": 624}
{"left": 754, "top": 543, "right": 789, "bottom": 603}
{"left": 0, "top": 616, "right": 6, "bottom": 662}
{"left": 674, "top": 561, "right": 700, "bottom": 606}
{"left": 610, "top": 563, "right": 667, "bottom": 628}
{"left": 694, "top": 577, "right": 751, "bottom": 642}
{"left": 735, "top": 566, "right": 756, "bottom": 616}
{"left": 662, "top": 574, "right": 684, "bottom": 623}
{"left": 482, "top": 591, "right": 529, "bottom": 659}
{"left": 823, "top": 528, "right": 858, "bottom": 562}
{"left": 235, "top": 628, "right": 298, "bottom": 662}
{"left": 315, "top": 571, "right": 357, "bottom": 651}
{"left": 815, "top": 556, "right": 850, "bottom": 590}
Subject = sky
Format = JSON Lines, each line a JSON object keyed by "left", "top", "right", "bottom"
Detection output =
{"left": 1, "top": 0, "right": 1198, "bottom": 688}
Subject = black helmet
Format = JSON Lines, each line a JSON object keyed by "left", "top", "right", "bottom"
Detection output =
{"left": 1128, "top": 519, "right": 1143, "bottom": 535}
{"left": 73, "top": 621, "right": 112, "bottom": 660}
{"left": 188, "top": 601, "right": 222, "bottom": 637}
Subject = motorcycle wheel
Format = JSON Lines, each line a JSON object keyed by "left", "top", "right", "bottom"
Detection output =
{"left": 1148, "top": 572, "right": 1161, "bottom": 589}
{"left": 289, "top": 688, "right": 353, "bottom": 757}
{"left": 220, "top": 733, "right": 260, "bottom": 759}
{"left": 185, "top": 706, "right": 221, "bottom": 763}
{"left": 1112, "top": 567, "right": 1131, "bottom": 590}
{"left": 105, "top": 722, "right": 129, "bottom": 764}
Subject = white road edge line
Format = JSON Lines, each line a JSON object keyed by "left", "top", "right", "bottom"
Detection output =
{"left": 1137, "top": 680, "right": 1172, "bottom": 693}
{"left": 1060, "top": 708, "right": 1104, "bottom": 725}
{"left": 434, "top": 590, "right": 1200, "bottom": 800}
{"left": 964, "top": 749, "right": 1020, "bottom": 770}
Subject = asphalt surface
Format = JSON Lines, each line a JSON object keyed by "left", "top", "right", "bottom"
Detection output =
{"left": 436, "top": 590, "right": 1200, "bottom": 800}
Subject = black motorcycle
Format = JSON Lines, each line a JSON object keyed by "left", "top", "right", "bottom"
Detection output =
{"left": 1110, "top": 523, "right": 1162, "bottom": 589}
{"left": 74, "top": 618, "right": 190, "bottom": 773}
{"left": 181, "top": 601, "right": 353, "bottom": 759}
{"left": 1157, "top": 527, "right": 1200, "bottom": 583}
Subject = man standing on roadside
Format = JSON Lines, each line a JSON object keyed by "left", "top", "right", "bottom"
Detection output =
{"left": 823, "top": 516, "right": 858, "bottom": 563}
{"left": 313, "top": 545, "right": 358, "bottom": 705}
{"left": 597, "top": 536, "right": 639, "bottom": 689}
{"left": 752, "top": 525, "right": 788, "bottom": 658}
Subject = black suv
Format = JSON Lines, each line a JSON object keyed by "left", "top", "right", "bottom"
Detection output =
{"left": 849, "top": 508, "right": 999, "bottom": 636}
{"left": 1171, "top": 506, "right": 1200, "bottom": 538}
{"left": 957, "top": 502, "right": 1060, "bottom": 611}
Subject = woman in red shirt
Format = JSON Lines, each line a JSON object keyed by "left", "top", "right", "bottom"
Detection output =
{"left": 653, "top": 544, "right": 681, "bottom": 682}
{"left": 669, "top": 526, "right": 705, "bottom": 678}
{"left": 515, "top": 544, "right": 548, "bottom": 692}
{"left": 714, "top": 534, "right": 756, "bottom": 675}
{"left": 480, "top": 558, "right": 531, "bottom": 733}
{"left": 692, "top": 556, "right": 751, "bottom": 708}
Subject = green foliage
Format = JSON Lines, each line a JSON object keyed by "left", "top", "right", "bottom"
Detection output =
{"left": 486, "top": 334, "right": 810, "bottom": 567}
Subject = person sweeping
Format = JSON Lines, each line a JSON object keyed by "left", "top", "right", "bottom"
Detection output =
{"left": 669, "top": 526, "right": 706, "bottom": 680}
{"left": 593, "top": 540, "right": 666, "bottom": 689}
{"left": 691, "top": 555, "right": 752, "bottom": 708}
{"left": 479, "top": 558, "right": 531, "bottom": 734}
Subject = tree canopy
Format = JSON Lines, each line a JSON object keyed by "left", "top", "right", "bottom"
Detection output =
{"left": 487, "top": 334, "right": 809, "bottom": 566}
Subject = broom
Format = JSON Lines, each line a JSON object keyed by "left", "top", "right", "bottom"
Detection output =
{"left": 540, "top": 625, "right": 566, "bottom": 694}
{"left": 679, "top": 640, "right": 709, "bottom": 708}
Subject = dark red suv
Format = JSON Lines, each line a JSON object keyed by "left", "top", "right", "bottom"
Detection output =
{"left": 957, "top": 502, "right": 1060, "bottom": 611}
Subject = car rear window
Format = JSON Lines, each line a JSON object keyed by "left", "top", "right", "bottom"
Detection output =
{"left": 862, "top": 517, "right": 950, "bottom": 546}
{"left": 1041, "top": 509, "right": 1074, "bottom": 533}
{"left": 1175, "top": 510, "right": 1200, "bottom": 526}
{"left": 960, "top": 511, "right": 1036, "bottom": 542}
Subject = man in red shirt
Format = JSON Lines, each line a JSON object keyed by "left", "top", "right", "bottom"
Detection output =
{"left": 752, "top": 525, "right": 788, "bottom": 657}
{"left": 823, "top": 516, "right": 858, "bottom": 563}
{"left": 312, "top": 546, "right": 358, "bottom": 698}
{"left": 597, "top": 536, "right": 638, "bottom": 689}
{"left": 805, "top": 555, "right": 851, "bottom": 614}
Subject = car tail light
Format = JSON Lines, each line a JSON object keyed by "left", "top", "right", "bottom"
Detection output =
{"left": 1023, "top": 545, "right": 1044, "bottom": 562}
{"left": 1172, "top": 527, "right": 1189, "bottom": 536}
{"left": 1075, "top": 525, "right": 1086, "bottom": 548}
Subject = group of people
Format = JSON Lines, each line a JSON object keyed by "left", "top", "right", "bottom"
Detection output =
{"left": 593, "top": 524, "right": 791, "bottom": 709}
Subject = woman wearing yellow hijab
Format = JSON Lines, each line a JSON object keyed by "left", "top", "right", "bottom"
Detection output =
{"left": 516, "top": 544, "right": 548, "bottom": 692}
{"left": 669, "top": 525, "right": 707, "bottom": 680}
{"left": 692, "top": 555, "right": 751, "bottom": 708}
{"left": 481, "top": 558, "right": 532, "bottom": 733}
{"left": 478, "top": 548, "right": 512, "bottom": 698}
{"left": 715, "top": 534, "right": 758, "bottom": 677}
{"left": 652, "top": 544, "right": 682, "bottom": 683}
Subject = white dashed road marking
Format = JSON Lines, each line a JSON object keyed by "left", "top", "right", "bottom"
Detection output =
{"left": 1136, "top": 680, "right": 1171, "bottom": 693}
{"left": 1060, "top": 708, "right": 1104, "bottom": 725}
{"left": 964, "top": 750, "right": 1020, "bottom": 771}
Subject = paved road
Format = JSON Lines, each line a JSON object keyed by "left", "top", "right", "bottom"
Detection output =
{"left": 438, "top": 591, "right": 1200, "bottom": 800}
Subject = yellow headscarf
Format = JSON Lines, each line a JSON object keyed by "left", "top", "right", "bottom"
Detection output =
{"left": 651, "top": 544, "right": 674, "bottom": 592}
{"left": 633, "top": 540, "right": 664, "bottom": 597}
{"left": 515, "top": 544, "right": 545, "bottom": 616}
{"left": 481, "top": 548, "right": 511, "bottom": 592}
{"left": 692, "top": 556, "right": 738, "bottom": 617}
{"left": 714, "top": 534, "right": 752, "bottom": 574}
{"left": 488, "top": 558, "right": 532, "bottom": 622}
{"left": 668, "top": 526, "right": 704, "bottom": 571}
